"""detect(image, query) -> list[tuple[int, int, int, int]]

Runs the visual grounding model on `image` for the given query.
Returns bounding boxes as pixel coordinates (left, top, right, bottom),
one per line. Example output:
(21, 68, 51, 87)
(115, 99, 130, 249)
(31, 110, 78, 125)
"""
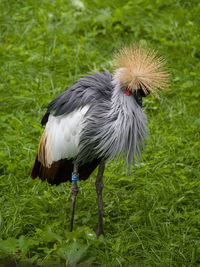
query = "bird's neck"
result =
(111, 79, 137, 114)
(106, 78, 148, 167)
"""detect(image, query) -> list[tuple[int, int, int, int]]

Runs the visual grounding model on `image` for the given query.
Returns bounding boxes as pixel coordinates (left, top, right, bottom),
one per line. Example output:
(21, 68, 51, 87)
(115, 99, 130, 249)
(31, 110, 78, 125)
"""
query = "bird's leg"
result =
(95, 160, 105, 236)
(70, 163, 79, 232)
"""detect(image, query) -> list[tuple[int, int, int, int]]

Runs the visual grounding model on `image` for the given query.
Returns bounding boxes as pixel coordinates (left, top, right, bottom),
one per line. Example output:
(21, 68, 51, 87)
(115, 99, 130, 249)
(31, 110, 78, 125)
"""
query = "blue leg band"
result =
(71, 173, 79, 182)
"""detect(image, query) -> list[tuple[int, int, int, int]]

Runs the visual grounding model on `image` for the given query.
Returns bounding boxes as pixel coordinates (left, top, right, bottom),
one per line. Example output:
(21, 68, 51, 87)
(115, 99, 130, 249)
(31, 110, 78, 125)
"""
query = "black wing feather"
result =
(41, 70, 113, 125)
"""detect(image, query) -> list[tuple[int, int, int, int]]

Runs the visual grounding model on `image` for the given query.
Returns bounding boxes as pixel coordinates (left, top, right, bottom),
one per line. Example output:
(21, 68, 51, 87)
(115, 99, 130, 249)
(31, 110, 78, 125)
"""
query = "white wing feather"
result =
(45, 105, 89, 164)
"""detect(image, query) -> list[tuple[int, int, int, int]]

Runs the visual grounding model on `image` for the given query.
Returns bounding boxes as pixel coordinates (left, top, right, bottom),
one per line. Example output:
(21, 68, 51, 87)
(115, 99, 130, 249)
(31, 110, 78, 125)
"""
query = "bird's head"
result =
(113, 45, 169, 106)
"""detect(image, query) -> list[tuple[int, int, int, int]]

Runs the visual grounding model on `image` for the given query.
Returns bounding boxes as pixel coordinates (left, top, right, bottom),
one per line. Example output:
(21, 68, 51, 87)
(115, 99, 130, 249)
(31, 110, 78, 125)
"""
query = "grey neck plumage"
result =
(78, 77, 148, 169)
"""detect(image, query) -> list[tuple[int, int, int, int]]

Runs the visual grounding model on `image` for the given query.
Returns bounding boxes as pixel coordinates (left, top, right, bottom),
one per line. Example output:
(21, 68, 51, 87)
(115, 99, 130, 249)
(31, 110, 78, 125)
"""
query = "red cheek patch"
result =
(124, 88, 131, 96)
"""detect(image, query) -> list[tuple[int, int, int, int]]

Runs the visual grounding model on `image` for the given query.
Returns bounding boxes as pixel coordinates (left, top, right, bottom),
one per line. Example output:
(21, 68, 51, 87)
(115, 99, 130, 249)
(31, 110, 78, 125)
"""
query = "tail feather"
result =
(31, 154, 100, 185)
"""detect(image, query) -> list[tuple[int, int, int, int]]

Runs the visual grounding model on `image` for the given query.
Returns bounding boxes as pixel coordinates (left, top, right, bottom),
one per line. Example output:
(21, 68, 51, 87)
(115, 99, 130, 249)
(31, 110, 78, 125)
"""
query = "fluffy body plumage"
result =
(31, 70, 148, 184)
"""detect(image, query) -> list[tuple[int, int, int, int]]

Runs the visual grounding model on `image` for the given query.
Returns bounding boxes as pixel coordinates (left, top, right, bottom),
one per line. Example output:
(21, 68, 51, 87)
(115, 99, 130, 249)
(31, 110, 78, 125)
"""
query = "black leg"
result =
(95, 160, 105, 236)
(70, 164, 79, 232)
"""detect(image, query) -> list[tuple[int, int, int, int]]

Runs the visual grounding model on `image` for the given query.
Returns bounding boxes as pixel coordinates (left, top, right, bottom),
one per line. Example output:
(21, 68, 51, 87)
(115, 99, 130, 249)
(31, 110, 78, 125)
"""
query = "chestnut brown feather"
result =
(38, 130, 52, 168)
(31, 154, 100, 185)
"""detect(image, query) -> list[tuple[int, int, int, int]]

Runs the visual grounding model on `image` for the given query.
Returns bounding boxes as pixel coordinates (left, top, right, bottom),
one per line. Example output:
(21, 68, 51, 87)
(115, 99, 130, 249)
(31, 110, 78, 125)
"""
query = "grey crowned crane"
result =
(31, 45, 169, 235)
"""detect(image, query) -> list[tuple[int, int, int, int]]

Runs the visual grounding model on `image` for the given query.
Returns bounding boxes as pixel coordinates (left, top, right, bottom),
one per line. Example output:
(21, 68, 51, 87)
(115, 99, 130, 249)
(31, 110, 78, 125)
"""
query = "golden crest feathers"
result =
(113, 45, 170, 96)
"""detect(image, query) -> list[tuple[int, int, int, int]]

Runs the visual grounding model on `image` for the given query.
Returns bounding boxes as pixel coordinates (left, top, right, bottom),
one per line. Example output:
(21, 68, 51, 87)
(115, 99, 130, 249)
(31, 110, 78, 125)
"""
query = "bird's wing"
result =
(41, 70, 112, 125)
(35, 69, 113, 169)
(38, 105, 90, 167)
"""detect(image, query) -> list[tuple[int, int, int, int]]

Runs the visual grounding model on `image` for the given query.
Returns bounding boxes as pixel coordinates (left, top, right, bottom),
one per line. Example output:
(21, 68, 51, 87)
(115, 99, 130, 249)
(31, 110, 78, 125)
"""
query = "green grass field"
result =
(0, 0, 200, 266)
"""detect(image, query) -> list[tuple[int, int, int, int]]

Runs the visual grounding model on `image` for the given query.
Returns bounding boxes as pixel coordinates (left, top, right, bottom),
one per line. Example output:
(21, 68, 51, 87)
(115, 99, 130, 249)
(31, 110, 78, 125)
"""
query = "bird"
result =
(31, 45, 169, 236)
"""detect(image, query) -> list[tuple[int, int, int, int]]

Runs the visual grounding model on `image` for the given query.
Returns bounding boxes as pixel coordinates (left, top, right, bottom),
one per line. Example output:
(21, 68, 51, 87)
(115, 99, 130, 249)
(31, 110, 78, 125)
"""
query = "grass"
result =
(0, 0, 200, 266)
